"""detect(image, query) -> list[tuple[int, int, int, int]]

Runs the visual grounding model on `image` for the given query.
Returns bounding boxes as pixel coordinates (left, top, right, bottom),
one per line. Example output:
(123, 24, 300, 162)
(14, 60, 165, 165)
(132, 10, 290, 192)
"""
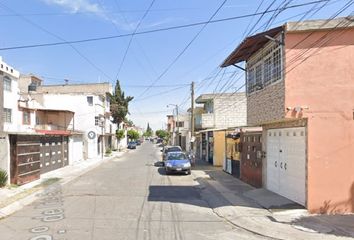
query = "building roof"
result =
(221, 26, 283, 66)
(195, 92, 245, 103)
(221, 16, 354, 67)
(37, 82, 112, 95)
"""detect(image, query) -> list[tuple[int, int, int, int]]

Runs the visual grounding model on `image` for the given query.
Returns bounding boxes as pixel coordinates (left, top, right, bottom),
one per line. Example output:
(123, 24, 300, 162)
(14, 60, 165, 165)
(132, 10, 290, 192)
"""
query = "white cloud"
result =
(41, 0, 183, 32)
(42, 0, 102, 14)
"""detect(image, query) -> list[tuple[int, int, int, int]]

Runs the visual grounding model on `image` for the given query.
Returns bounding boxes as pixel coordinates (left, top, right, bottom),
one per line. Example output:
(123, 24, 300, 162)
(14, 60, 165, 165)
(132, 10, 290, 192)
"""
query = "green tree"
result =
(125, 119, 134, 127)
(110, 80, 134, 126)
(144, 122, 153, 137)
(127, 129, 140, 141)
(116, 129, 125, 140)
(155, 129, 169, 140)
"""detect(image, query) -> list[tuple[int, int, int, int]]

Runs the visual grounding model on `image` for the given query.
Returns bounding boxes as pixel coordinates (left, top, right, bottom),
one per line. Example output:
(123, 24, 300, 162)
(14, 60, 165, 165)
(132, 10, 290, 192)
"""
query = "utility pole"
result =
(176, 105, 179, 147)
(190, 81, 195, 152)
(167, 104, 179, 146)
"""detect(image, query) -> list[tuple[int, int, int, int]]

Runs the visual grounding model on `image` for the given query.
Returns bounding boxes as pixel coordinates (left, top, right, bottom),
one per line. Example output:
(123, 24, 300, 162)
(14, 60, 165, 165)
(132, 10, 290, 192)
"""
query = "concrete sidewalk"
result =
(192, 160, 354, 240)
(0, 150, 127, 218)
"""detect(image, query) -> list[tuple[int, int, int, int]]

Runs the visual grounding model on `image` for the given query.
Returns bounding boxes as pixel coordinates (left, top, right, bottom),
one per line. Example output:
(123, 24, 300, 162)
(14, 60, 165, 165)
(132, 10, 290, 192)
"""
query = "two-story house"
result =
(30, 82, 117, 160)
(1, 61, 76, 185)
(194, 93, 247, 166)
(165, 113, 191, 150)
(221, 17, 354, 213)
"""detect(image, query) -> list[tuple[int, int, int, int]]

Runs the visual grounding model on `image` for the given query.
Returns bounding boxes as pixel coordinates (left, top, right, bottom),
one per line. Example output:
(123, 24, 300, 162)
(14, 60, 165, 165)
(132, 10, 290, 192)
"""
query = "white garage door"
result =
(266, 127, 306, 206)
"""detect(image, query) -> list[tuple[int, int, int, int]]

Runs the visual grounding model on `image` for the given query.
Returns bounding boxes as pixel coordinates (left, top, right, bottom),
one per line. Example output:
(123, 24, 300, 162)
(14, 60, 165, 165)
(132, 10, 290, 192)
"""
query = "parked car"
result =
(156, 138, 163, 144)
(165, 152, 191, 175)
(162, 145, 183, 162)
(127, 141, 137, 149)
(136, 139, 141, 145)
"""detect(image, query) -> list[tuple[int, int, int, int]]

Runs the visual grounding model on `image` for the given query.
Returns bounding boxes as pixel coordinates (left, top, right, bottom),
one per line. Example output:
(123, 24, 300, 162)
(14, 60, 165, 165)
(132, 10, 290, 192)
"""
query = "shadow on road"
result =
(291, 215, 354, 238)
(154, 161, 164, 167)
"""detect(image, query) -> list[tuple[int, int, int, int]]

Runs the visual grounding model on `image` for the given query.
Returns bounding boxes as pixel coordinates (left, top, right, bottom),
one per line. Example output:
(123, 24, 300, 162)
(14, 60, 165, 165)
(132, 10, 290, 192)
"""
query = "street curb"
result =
(191, 170, 350, 240)
(0, 151, 126, 219)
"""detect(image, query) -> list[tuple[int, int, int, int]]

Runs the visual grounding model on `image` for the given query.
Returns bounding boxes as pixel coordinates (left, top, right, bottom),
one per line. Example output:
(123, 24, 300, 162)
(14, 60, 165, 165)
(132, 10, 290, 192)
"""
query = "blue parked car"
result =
(127, 141, 137, 149)
(165, 152, 191, 175)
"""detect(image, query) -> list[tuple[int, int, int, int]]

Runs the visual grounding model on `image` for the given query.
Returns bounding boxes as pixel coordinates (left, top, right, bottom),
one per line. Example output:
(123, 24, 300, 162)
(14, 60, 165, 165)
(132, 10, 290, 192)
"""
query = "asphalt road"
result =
(0, 142, 266, 240)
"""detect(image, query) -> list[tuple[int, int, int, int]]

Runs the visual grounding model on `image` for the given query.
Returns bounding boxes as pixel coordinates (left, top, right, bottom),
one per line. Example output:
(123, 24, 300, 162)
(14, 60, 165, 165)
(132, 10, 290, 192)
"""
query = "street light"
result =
(167, 104, 179, 146)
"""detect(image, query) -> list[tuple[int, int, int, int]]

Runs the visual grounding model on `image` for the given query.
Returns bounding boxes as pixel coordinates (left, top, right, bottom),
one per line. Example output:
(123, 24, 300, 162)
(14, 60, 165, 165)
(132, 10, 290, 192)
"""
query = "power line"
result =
(110, 0, 159, 85)
(132, 85, 189, 102)
(0, 0, 330, 51)
(214, 3, 354, 114)
(0, 2, 114, 82)
(114, 0, 156, 80)
(136, 0, 229, 99)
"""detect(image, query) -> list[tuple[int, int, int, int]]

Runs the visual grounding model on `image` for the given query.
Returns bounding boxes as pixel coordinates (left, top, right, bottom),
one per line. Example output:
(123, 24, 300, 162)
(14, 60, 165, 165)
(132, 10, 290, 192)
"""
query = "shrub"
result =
(0, 169, 8, 188)
(105, 148, 112, 154)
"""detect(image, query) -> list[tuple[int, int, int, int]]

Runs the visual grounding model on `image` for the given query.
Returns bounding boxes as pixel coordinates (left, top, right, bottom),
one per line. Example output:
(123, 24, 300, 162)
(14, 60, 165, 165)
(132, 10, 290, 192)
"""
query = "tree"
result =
(125, 118, 134, 127)
(155, 129, 169, 140)
(110, 80, 134, 126)
(144, 122, 153, 137)
(116, 129, 125, 140)
(127, 129, 140, 141)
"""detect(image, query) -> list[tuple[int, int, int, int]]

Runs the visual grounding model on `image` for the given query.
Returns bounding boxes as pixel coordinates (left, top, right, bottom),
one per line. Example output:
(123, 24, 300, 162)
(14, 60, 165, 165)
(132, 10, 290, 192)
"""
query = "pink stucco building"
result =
(222, 16, 354, 213)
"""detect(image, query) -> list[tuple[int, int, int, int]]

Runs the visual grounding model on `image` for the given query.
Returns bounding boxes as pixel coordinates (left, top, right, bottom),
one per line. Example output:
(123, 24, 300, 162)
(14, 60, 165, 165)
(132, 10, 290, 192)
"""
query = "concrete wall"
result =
(214, 93, 247, 128)
(247, 81, 285, 126)
(69, 135, 84, 164)
(0, 74, 3, 131)
(36, 93, 109, 159)
(213, 130, 225, 167)
(36, 110, 74, 130)
(0, 133, 10, 184)
(285, 28, 354, 213)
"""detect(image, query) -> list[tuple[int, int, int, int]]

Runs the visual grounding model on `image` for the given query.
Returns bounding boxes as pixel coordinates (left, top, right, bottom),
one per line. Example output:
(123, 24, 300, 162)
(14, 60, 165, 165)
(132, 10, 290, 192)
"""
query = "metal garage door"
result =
(40, 136, 69, 174)
(266, 127, 306, 206)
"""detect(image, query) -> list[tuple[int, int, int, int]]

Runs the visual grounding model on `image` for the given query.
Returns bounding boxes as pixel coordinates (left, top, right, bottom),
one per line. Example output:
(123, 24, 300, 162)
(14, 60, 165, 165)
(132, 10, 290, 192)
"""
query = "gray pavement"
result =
(0, 142, 353, 240)
(0, 142, 266, 240)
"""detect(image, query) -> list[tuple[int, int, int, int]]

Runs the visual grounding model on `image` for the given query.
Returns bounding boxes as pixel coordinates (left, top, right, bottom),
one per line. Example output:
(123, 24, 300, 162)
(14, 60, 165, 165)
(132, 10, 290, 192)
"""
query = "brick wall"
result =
(247, 81, 285, 126)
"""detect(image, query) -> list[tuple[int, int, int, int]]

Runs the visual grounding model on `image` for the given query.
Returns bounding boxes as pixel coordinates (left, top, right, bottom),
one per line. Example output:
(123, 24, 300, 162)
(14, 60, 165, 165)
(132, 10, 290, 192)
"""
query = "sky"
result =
(0, 0, 352, 130)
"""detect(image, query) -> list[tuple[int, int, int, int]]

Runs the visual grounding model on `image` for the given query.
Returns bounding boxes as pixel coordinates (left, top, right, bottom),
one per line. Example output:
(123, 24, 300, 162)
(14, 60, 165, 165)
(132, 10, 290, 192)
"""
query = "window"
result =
(3, 108, 11, 123)
(255, 64, 262, 88)
(246, 40, 283, 94)
(95, 116, 100, 126)
(4, 76, 11, 91)
(176, 121, 184, 127)
(247, 68, 255, 93)
(23, 111, 30, 125)
(272, 48, 282, 81)
(87, 96, 93, 106)
(263, 56, 272, 85)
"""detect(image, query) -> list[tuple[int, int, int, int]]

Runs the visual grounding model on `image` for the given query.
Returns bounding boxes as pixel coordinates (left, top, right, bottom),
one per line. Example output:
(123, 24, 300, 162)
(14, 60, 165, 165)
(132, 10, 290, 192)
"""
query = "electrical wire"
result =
(114, 0, 156, 80)
(0, 2, 114, 82)
(0, 0, 330, 51)
(136, 0, 229, 99)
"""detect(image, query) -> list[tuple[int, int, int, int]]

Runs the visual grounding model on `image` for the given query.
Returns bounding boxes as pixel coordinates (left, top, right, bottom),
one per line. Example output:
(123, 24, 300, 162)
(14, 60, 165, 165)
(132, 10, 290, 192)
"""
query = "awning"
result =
(195, 128, 227, 134)
(35, 129, 71, 136)
(221, 26, 283, 67)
